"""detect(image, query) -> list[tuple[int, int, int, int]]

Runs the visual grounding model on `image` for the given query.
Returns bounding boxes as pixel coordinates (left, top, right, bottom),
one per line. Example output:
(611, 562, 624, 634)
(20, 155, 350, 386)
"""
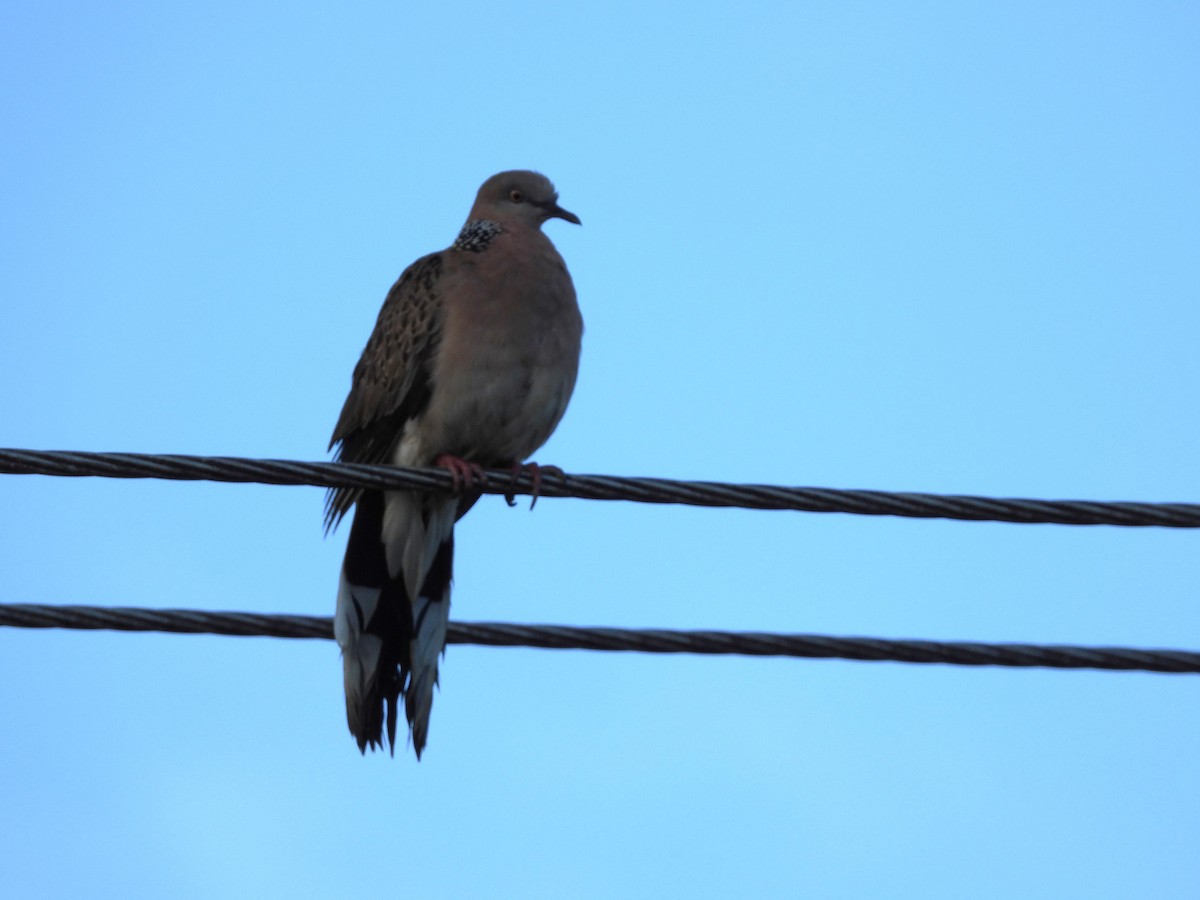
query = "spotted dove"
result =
(326, 171, 583, 758)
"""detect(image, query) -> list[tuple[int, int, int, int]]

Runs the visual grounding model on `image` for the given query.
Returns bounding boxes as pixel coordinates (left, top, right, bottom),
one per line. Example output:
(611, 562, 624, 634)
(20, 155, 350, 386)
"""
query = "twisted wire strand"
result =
(2, 604, 1197, 674)
(2, 448, 1198, 528)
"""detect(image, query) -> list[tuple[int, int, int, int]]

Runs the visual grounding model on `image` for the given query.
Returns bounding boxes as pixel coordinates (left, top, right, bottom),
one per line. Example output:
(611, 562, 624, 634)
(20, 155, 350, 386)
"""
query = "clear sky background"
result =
(2, 2, 1198, 897)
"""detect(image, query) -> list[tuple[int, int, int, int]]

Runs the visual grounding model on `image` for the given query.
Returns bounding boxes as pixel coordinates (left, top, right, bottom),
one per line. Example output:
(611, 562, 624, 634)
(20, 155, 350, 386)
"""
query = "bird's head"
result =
(470, 170, 581, 229)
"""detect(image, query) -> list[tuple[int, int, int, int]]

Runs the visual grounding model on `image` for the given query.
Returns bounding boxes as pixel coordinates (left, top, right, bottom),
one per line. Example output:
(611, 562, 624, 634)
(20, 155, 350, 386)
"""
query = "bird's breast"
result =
(409, 252, 582, 465)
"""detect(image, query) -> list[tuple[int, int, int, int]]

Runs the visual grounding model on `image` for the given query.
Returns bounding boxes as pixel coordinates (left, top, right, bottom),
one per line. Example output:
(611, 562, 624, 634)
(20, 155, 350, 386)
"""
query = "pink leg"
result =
(506, 461, 565, 509)
(434, 454, 485, 492)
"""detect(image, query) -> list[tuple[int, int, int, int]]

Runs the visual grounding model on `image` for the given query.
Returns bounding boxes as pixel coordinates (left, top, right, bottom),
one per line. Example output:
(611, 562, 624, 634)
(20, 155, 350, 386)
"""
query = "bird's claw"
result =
(506, 461, 565, 509)
(434, 454, 485, 492)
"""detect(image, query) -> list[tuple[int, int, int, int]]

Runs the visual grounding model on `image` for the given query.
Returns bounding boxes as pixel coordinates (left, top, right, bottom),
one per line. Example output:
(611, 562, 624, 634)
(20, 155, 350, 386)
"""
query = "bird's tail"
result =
(405, 535, 453, 756)
(335, 490, 456, 757)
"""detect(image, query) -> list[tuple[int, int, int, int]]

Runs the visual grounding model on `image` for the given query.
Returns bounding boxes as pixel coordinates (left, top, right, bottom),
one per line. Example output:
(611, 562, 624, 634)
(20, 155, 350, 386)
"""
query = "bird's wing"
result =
(325, 252, 446, 530)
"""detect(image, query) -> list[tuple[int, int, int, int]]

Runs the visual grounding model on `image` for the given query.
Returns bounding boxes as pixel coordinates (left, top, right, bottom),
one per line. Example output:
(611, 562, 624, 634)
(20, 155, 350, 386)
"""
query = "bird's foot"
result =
(505, 461, 565, 509)
(434, 454, 485, 492)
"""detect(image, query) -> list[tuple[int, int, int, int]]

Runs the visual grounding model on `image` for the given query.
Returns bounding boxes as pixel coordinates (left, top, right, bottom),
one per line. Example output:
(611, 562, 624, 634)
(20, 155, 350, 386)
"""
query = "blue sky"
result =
(2, 2, 1198, 897)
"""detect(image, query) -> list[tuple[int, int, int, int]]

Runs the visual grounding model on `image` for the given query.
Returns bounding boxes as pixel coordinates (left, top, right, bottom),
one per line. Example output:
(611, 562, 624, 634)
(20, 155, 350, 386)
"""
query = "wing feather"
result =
(324, 252, 445, 530)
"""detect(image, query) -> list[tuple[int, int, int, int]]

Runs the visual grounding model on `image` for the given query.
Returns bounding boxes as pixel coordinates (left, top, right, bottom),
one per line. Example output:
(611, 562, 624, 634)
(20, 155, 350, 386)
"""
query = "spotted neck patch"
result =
(453, 219, 502, 253)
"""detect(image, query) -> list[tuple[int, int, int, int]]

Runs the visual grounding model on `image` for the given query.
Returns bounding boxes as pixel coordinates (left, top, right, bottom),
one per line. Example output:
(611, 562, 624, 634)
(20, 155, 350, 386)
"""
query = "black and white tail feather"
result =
(333, 488, 467, 757)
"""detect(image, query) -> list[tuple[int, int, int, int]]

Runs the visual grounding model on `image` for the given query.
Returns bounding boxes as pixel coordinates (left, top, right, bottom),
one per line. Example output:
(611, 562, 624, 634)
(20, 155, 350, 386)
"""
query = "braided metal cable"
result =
(2, 604, 1197, 674)
(2, 448, 1198, 527)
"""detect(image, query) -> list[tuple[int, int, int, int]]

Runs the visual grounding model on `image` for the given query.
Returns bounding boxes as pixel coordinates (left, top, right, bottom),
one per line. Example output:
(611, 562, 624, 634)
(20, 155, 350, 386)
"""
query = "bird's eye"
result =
(509, 189, 524, 203)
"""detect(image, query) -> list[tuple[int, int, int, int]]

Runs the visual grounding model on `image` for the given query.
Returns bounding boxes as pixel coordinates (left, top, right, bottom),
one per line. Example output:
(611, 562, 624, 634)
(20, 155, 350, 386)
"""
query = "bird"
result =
(325, 170, 583, 758)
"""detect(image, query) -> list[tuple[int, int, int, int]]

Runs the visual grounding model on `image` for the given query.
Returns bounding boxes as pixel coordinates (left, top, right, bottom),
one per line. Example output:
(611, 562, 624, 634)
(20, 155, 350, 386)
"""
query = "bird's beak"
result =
(547, 203, 581, 226)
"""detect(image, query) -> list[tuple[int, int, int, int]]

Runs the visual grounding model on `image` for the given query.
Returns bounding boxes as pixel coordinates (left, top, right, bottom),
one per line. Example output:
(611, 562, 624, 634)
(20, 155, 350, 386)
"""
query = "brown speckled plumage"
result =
(325, 253, 445, 531)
